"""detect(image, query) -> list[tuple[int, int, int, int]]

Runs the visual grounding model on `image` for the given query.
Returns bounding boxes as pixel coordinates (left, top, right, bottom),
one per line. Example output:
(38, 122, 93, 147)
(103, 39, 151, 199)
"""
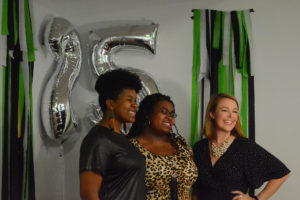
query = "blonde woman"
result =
(192, 93, 290, 200)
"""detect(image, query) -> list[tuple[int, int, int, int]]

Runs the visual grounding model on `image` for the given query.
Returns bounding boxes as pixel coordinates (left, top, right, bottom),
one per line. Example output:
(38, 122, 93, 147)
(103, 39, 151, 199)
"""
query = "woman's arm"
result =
(80, 171, 103, 200)
(232, 173, 290, 200)
(256, 173, 290, 200)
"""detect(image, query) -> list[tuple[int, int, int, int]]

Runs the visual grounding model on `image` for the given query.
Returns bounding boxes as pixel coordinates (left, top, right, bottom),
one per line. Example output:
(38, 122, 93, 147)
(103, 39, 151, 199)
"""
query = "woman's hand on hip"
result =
(232, 191, 255, 200)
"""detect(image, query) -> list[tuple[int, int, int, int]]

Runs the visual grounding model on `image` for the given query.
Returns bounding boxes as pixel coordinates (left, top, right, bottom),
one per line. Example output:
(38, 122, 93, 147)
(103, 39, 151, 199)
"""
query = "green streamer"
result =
(190, 10, 201, 146)
(213, 11, 221, 49)
(25, 119, 32, 200)
(229, 24, 235, 96)
(25, 62, 35, 200)
(218, 12, 227, 94)
(2, 66, 6, 153)
(13, 0, 18, 45)
(24, 0, 36, 62)
(240, 11, 250, 137)
(241, 11, 252, 74)
(237, 12, 245, 67)
(18, 64, 25, 138)
(1, 0, 8, 35)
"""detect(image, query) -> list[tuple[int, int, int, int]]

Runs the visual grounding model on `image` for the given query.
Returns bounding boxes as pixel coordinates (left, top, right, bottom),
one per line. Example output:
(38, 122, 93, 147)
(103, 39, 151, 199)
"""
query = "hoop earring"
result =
(109, 110, 115, 131)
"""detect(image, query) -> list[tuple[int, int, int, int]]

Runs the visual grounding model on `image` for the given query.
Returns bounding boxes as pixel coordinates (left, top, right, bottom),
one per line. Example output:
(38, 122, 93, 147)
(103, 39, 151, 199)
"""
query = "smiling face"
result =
(111, 88, 138, 123)
(209, 98, 239, 134)
(148, 100, 176, 134)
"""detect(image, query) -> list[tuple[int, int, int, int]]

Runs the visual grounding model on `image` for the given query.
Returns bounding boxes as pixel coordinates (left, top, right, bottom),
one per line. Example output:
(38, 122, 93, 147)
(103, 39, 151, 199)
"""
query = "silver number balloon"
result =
(41, 17, 82, 143)
(88, 23, 159, 124)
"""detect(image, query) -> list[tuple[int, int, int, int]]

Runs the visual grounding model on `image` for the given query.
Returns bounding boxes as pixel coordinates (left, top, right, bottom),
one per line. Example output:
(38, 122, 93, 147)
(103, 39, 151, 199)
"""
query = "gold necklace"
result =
(211, 137, 230, 157)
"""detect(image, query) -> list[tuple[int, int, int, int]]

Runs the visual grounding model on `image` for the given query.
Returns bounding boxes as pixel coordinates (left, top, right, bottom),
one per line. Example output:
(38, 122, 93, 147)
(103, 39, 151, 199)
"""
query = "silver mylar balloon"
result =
(88, 22, 159, 130)
(89, 23, 158, 75)
(41, 17, 82, 143)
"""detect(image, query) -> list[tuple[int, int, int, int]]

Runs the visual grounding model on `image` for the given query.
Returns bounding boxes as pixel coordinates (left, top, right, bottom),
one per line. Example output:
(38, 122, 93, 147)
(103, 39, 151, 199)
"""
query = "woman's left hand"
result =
(232, 191, 255, 200)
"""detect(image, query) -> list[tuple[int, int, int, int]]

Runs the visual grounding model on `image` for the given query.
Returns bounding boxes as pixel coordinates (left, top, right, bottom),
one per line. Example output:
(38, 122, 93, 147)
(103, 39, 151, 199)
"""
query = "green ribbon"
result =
(218, 12, 228, 94)
(237, 11, 249, 137)
(18, 64, 25, 138)
(24, 0, 36, 62)
(2, 66, 6, 153)
(229, 23, 235, 96)
(190, 10, 201, 146)
(25, 62, 35, 200)
(13, 0, 18, 45)
(1, 0, 8, 35)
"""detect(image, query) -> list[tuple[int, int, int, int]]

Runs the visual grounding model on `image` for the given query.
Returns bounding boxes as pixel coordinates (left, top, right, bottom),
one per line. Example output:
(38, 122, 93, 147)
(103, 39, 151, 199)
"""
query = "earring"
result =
(109, 110, 115, 130)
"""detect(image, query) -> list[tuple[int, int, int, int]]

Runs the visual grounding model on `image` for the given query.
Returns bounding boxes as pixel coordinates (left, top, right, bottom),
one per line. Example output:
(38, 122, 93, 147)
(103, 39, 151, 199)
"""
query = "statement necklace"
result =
(211, 137, 230, 157)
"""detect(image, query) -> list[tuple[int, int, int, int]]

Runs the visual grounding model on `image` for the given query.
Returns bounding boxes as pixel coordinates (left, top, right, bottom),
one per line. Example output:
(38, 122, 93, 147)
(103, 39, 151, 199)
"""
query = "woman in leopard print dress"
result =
(128, 93, 198, 200)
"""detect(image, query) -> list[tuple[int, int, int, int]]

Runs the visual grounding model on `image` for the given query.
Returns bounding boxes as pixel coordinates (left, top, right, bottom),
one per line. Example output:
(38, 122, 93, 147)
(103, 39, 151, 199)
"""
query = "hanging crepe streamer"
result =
(1, 0, 36, 199)
(190, 9, 255, 146)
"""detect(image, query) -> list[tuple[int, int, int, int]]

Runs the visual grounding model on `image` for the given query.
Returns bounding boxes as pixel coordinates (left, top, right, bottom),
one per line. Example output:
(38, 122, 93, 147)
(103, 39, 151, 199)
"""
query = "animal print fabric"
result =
(131, 134, 198, 200)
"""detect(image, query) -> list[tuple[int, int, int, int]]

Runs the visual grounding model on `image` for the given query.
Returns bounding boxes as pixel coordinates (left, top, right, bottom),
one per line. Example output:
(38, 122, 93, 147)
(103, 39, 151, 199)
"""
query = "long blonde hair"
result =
(202, 93, 245, 140)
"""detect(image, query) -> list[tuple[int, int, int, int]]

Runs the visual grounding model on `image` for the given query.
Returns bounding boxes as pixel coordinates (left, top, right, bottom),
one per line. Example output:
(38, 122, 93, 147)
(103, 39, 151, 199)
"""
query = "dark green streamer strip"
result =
(1, 0, 8, 35)
(190, 10, 201, 146)
(229, 24, 235, 96)
(240, 11, 249, 137)
(218, 12, 227, 94)
(213, 11, 221, 49)
(24, 0, 36, 198)
(24, 0, 36, 62)
(13, 0, 18, 45)
(2, 66, 6, 153)
(19, 64, 25, 138)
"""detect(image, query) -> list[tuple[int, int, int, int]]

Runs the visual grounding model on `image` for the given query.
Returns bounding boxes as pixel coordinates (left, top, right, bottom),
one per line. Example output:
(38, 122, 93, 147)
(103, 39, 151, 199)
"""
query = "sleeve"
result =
(79, 132, 112, 177)
(243, 141, 290, 189)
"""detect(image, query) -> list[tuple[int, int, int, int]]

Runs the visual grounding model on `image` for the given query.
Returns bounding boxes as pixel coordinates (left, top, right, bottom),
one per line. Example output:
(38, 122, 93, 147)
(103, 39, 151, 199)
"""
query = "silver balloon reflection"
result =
(88, 23, 159, 128)
(41, 17, 82, 143)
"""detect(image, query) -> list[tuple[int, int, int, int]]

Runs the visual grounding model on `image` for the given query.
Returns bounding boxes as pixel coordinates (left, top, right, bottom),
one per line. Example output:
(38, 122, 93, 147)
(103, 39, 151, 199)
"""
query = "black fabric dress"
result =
(192, 137, 290, 200)
(80, 125, 146, 200)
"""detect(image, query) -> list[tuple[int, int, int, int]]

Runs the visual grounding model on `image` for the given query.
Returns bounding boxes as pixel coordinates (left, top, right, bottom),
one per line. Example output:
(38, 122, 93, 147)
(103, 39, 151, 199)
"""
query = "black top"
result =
(80, 125, 146, 200)
(192, 137, 290, 200)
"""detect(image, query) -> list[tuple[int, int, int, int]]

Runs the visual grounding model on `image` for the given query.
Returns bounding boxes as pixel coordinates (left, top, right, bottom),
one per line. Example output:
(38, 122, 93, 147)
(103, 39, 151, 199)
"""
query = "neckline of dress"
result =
(133, 137, 180, 158)
(207, 137, 238, 168)
(96, 124, 125, 136)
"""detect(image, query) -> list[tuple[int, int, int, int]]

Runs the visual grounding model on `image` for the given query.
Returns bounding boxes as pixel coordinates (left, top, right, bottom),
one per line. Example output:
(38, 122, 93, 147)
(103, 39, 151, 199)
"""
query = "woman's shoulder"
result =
(234, 137, 269, 156)
(235, 137, 258, 148)
(193, 138, 209, 148)
(81, 125, 113, 145)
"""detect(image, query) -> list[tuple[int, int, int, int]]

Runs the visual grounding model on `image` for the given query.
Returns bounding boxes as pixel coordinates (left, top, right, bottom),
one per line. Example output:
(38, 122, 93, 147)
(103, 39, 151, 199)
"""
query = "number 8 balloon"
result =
(41, 17, 82, 143)
(41, 18, 160, 142)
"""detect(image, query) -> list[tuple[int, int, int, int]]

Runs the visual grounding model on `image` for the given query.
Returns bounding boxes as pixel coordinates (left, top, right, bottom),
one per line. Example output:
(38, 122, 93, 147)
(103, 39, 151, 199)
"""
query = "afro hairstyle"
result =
(95, 68, 142, 112)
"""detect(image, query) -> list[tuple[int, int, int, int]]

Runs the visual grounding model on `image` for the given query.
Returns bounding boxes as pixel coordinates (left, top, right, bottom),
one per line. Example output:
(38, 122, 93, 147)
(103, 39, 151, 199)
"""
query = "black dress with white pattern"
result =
(192, 137, 290, 200)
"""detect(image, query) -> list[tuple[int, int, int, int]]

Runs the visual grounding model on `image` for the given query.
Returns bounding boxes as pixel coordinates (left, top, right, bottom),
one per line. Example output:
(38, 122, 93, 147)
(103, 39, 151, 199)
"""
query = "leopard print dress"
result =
(130, 134, 198, 200)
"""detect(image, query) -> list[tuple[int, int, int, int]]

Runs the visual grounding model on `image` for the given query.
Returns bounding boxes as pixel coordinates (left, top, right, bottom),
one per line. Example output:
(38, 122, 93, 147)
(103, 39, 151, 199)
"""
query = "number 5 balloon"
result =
(88, 22, 159, 124)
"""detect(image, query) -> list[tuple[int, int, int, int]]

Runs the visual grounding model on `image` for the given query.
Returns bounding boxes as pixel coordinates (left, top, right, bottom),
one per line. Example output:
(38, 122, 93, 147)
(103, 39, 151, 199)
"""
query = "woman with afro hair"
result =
(79, 69, 146, 200)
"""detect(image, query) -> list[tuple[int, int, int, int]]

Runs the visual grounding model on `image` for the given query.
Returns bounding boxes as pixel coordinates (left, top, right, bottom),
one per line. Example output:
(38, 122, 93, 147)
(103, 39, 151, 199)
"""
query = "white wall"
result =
(0, 0, 299, 199)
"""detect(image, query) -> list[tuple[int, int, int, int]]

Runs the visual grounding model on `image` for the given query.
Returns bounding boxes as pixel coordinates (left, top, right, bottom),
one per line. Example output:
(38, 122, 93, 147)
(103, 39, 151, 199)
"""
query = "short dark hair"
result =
(127, 93, 174, 138)
(95, 69, 142, 112)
